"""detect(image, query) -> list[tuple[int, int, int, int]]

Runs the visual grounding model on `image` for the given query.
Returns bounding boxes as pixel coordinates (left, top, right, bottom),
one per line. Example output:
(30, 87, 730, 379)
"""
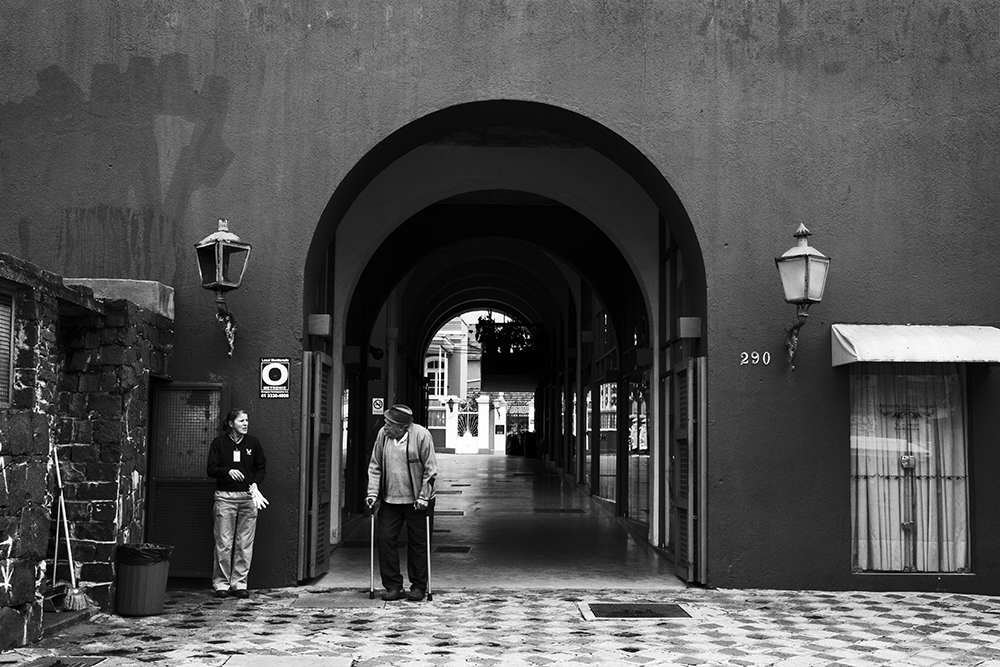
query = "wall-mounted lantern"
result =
(195, 218, 251, 358)
(447, 398, 455, 413)
(774, 224, 830, 370)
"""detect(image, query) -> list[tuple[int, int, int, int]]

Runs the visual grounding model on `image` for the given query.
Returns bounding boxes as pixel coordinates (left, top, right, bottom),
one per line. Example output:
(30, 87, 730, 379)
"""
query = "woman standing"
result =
(206, 408, 268, 598)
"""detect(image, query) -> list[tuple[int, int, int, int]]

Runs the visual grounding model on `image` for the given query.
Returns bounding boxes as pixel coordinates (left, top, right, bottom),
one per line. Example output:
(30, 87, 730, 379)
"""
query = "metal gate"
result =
(457, 399, 479, 437)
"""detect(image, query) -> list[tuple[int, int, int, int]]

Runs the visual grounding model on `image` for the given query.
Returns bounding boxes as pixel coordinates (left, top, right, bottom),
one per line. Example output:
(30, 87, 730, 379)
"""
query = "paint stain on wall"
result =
(1, 54, 234, 284)
(58, 206, 167, 279)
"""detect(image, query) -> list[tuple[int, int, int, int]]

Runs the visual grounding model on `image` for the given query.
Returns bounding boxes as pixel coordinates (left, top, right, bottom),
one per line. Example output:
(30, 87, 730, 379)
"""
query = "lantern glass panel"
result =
(806, 256, 830, 302)
(220, 245, 249, 286)
(776, 256, 807, 303)
(197, 244, 220, 289)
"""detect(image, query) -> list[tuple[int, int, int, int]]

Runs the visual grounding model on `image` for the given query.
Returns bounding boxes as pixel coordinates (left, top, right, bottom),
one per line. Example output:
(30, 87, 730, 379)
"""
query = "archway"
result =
(300, 101, 707, 584)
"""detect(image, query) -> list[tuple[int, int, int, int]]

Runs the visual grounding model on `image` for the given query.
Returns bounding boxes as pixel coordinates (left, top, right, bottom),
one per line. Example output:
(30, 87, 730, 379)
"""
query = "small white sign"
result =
(372, 398, 385, 414)
(260, 358, 290, 399)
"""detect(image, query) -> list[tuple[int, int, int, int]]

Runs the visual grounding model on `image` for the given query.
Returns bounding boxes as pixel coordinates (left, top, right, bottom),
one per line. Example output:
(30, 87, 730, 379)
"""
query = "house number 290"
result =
(740, 351, 771, 365)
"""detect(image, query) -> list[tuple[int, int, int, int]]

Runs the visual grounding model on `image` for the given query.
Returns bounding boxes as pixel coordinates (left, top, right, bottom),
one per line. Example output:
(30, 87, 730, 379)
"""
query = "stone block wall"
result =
(53, 301, 173, 610)
(0, 255, 173, 650)
(0, 286, 60, 650)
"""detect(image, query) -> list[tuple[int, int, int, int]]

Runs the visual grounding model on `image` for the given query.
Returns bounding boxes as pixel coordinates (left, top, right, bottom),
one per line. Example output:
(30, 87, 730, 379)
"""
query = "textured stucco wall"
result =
(3, 1, 1000, 591)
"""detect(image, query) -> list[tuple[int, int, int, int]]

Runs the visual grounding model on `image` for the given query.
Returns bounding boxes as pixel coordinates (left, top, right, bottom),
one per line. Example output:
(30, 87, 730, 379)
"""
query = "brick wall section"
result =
(0, 256, 173, 650)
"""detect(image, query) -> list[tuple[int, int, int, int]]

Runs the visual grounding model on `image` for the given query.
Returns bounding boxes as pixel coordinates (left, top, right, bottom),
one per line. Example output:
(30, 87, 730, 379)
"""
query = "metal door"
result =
(146, 383, 223, 577)
(669, 356, 706, 583)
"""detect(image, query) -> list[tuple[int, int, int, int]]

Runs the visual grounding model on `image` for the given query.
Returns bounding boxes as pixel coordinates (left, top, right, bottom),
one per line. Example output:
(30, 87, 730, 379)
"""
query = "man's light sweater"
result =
(382, 433, 415, 504)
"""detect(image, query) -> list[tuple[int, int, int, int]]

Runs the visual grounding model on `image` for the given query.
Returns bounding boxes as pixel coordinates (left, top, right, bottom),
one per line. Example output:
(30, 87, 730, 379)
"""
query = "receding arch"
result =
(304, 100, 706, 344)
(344, 201, 637, 358)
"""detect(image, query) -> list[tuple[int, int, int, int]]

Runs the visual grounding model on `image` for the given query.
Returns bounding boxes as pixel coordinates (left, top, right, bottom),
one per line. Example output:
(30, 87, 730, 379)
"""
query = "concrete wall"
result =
(2, 1, 1000, 592)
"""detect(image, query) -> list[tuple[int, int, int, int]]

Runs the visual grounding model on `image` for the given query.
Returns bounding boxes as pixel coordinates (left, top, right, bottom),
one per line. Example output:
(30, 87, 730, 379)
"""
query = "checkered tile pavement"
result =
(6, 587, 1000, 666)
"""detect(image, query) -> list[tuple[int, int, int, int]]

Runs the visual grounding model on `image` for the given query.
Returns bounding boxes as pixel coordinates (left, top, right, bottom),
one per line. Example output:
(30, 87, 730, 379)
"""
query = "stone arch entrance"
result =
(300, 100, 707, 583)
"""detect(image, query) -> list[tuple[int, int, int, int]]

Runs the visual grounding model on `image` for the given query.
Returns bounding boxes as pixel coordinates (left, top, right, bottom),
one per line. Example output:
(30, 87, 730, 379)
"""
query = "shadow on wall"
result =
(1, 55, 234, 281)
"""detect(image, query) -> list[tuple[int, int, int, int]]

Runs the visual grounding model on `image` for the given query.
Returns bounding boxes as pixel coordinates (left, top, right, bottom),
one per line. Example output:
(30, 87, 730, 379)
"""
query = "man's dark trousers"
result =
(377, 500, 435, 592)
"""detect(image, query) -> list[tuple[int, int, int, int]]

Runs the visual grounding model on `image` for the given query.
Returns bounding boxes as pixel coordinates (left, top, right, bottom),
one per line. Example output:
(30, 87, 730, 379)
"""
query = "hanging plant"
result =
(475, 313, 533, 356)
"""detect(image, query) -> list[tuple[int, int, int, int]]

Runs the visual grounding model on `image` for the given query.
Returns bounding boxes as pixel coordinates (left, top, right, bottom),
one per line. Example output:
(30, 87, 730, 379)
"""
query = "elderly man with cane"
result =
(366, 404, 438, 601)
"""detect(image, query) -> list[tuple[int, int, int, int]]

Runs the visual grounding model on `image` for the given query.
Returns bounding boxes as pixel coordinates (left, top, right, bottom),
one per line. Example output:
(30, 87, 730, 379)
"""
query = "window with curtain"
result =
(850, 362, 969, 573)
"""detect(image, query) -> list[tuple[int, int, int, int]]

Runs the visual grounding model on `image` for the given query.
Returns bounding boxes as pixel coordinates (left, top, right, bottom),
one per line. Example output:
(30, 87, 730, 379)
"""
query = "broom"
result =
(52, 490, 60, 588)
(52, 447, 89, 610)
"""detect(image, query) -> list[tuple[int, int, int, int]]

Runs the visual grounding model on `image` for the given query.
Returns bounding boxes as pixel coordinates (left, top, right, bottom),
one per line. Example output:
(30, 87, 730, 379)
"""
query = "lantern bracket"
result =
(784, 303, 811, 371)
(214, 292, 237, 358)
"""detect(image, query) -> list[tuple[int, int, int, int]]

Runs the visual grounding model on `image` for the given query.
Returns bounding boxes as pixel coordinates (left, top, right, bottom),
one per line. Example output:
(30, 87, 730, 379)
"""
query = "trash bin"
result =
(116, 543, 173, 616)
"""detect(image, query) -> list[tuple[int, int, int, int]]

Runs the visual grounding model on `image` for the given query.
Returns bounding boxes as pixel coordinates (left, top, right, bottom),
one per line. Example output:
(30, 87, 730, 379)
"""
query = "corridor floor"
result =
(316, 453, 684, 591)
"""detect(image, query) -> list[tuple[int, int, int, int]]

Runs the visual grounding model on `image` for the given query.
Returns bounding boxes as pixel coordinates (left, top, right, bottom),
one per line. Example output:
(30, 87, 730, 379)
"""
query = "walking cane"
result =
(368, 504, 376, 600)
(425, 510, 433, 601)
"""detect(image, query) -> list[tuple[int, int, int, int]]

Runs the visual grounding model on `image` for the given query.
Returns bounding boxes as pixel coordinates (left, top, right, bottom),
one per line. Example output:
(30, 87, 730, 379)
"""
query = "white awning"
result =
(831, 324, 1000, 366)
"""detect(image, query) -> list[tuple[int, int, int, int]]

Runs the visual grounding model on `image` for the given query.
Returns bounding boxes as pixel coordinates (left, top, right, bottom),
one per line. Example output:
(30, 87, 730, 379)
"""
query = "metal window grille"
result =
(150, 384, 223, 478)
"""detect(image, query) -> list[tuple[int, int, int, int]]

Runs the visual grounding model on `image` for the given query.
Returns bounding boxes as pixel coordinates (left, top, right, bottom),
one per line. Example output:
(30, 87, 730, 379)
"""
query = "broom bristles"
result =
(64, 587, 90, 611)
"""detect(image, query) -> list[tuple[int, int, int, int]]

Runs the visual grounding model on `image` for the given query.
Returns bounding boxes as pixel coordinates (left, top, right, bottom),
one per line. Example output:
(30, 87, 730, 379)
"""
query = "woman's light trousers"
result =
(212, 491, 258, 592)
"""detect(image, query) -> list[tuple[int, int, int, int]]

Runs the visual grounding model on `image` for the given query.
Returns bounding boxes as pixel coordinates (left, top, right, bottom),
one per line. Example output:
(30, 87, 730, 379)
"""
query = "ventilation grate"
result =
(579, 602, 691, 620)
(434, 546, 471, 553)
(435, 510, 465, 516)
(534, 508, 585, 513)
(435, 490, 463, 495)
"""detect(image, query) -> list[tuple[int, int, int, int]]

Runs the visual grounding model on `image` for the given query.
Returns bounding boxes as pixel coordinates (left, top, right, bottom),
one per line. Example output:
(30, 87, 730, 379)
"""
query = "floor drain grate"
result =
(436, 490, 463, 495)
(292, 592, 384, 609)
(20, 659, 106, 667)
(434, 546, 471, 553)
(534, 508, 585, 513)
(579, 602, 692, 620)
(435, 510, 465, 516)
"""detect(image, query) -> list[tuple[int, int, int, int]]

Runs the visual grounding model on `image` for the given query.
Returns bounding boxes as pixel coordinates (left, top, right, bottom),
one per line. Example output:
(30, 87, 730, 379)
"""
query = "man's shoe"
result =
(406, 587, 426, 602)
(381, 588, 406, 601)
(214, 589, 229, 599)
(233, 589, 250, 599)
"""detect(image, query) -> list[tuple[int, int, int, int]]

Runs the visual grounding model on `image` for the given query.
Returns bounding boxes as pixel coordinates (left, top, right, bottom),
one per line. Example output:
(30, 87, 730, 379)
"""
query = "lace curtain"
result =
(850, 363, 969, 572)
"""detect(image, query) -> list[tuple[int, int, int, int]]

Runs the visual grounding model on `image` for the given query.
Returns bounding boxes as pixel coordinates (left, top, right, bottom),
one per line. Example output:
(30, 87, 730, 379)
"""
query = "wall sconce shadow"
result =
(775, 224, 830, 370)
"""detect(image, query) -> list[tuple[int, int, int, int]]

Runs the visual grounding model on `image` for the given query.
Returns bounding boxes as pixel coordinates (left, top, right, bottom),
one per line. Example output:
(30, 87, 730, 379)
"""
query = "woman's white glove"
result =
(249, 483, 269, 510)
